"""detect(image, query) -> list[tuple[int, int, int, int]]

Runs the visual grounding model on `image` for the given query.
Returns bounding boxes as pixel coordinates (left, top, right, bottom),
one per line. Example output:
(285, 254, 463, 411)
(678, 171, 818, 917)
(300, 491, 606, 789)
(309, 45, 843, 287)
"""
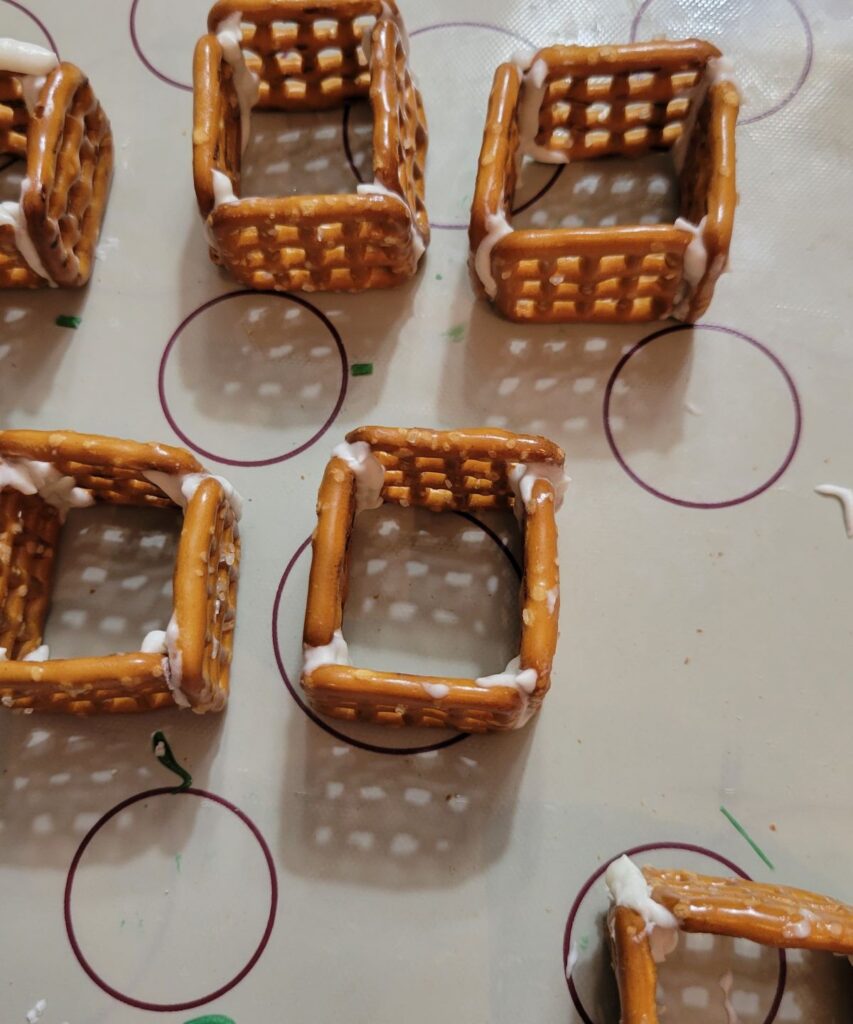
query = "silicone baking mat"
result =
(1, 0, 852, 1021)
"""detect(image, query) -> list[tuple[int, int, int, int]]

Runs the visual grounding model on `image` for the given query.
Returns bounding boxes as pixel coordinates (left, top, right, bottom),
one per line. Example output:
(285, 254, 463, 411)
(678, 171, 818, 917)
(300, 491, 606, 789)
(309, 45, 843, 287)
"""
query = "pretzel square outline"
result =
(192, 0, 429, 292)
(301, 425, 564, 733)
(468, 39, 739, 324)
(0, 430, 240, 715)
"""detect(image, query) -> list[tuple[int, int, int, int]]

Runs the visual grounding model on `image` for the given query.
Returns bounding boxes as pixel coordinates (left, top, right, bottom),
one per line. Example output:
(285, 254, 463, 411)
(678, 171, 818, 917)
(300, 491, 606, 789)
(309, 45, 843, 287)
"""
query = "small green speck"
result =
(175, 853, 182, 874)
(578, 935, 589, 952)
(444, 323, 465, 342)
(351, 362, 373, 377)
(435, 273, 443, 280)
(55, 314, 81, 329)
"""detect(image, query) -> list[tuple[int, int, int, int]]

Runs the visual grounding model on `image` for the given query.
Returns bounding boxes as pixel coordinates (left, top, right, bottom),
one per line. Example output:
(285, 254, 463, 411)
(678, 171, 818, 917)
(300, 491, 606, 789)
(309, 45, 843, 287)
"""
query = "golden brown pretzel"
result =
(301, 426, 565, 732)
(468, 40, 739, 323)
(0, 58, 113, 288)
(192, 0, 428, 292)
(608, 866, 853, 1023)
(0, 430, 240, 714)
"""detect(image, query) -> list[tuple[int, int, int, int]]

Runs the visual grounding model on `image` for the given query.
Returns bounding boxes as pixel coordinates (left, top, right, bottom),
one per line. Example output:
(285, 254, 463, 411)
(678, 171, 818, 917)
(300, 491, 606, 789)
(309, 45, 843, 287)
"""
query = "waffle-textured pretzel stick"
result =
(606, 859, 853, 1024)
(192, 0, 428, 292)
(0, 41, 113, 288)
(301, 426, 565, 732)
(0, 430, 241, 714)
(468, 39, 739, 323)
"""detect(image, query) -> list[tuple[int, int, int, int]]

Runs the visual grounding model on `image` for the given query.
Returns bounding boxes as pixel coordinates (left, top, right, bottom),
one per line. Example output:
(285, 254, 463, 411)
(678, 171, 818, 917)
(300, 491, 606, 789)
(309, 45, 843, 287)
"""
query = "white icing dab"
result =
(422, 682, 449, 700)
(0, 456, 93, 519)
(0, 647, 7, 661)
(332, 441, 385, 513)
(1, 695, 13, 707)
(25, 998, 47, 1024)
(163, 613, 190, 709)
(142, 469, 243, 520)
(672, 215, 708, 320)
(0, 180, 55, 285)
(23, 645, 49, 662)
(153, 739, 166, 757)
(783, 908, 817, 939)
(708, 55, 737, 87)
(605, 855, 679, 959)
(475, 656, 537, 694)
(215, 12, 260, 154)
(474, 209, 513, 298)
(303, 629, 350, 677)
(719, 970, 741, 1024)
(0, 38, 57, 76)
(508, 460, 570, 513)
(356, 181, 425, 263)
(815, 484, 853, 538)
(141, 629, 167, 654)
(513, 56, 569, 165)
(211, 168, 239, 209)
(546, 586, 559, 615)
(565, 940, 579, 979)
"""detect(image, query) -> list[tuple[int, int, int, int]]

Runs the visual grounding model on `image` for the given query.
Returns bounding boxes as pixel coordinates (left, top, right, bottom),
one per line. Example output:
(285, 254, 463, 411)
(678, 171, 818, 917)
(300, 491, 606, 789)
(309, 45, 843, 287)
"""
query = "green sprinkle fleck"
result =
(175, 853, 183, 874)
(152, 731, 192, 791)
(720, 805, 775, 870)
(183, 1017, 236, 1024)
(435, 273, 443, 280)
(578, 935, 589, 952)
(55, 314, 81, 329)
(351, 362, 373, 377)
(444, 323, 465, 342)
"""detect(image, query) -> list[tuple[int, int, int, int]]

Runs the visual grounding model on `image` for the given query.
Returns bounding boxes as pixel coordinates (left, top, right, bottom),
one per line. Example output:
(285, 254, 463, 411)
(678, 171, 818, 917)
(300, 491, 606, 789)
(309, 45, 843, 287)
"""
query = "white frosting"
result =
(422, 682, 449, 700)
(25, 999, 47, 1024)
(474, 210, 513, 298)
(783, 909, 817, 939)
(211, 168, 239, 209)
(0, 38, 57, 76)
(546, 586, 559, 615)
(672, 215, 708, 320)
(23, 645, 49, 662)
(605, 855, 679, 958)
(0, 456, 94, 519)
(215, 12, 260, 154)
(357, 181, 425, 263)
(332, 441, 385, 512)
(142, 469, 243, 520)
(719, 970, 741, 1024)
(0, 648, 6, 661)
(163, 613, 190, 708)
(0, 181, 55, 285)
(513, 56, 568, 165)
(508, 461, 570, 513)
(815, 484, 853, 538)
(303, 628, 350, 677)
(141, 629, 167, 654)
(475, 656, 537, 694)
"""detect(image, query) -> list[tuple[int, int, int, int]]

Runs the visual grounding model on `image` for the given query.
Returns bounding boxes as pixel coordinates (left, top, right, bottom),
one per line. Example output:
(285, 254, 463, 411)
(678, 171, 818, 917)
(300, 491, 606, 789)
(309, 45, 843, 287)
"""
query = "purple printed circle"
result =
(563, 841, 786, 1024)
(64, 786, 278, 1012)
(340, 21, 564, 230)
(129, 0, 193, 92)
(603, 324, 801, 509)
(158, 289, 348, 467)
(630, 0, 812, 126)
(271, 511, 522, 756)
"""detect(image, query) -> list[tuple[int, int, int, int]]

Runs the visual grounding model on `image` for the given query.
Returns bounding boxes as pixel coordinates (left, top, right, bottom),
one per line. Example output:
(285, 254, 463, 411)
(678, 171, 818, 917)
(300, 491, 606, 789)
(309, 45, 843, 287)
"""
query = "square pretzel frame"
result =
(469, 39, 739, 324)
(0, 59, 113, 288)
(0, 430, 240, 715)
(193, 0, 429, 292)
(301, 426, 564, 733)
(610, 868, 853, 1024)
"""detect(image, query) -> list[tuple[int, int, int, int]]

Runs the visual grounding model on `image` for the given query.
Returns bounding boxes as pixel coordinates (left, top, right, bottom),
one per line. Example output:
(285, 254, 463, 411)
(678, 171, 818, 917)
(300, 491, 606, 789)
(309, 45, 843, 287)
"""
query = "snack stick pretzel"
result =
(301, 426, 565, 732)
(0, 430, 241, 715)
(469, 39, 739, 324)
(193, 0, 428, 292)
(0, 52, 113, 288)
(608, 865, 853, 1024)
